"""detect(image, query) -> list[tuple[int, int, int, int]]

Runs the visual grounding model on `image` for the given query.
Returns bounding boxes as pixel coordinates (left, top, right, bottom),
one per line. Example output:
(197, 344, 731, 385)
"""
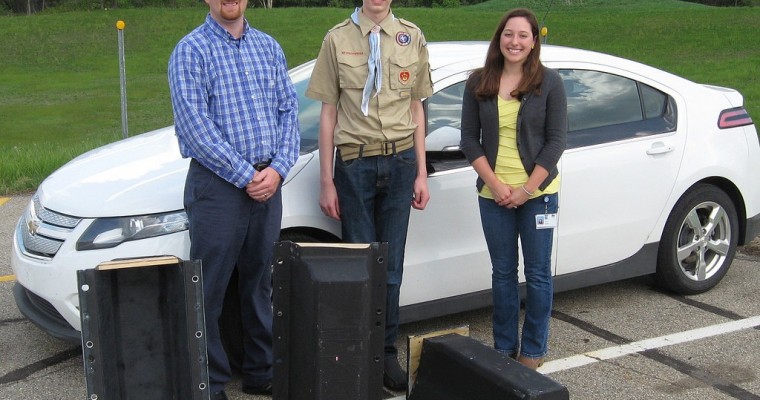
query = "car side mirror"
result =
(426, 126, 462, 152)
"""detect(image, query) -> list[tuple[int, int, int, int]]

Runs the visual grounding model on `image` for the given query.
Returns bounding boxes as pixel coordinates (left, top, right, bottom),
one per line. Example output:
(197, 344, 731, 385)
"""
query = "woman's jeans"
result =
(478, 193, 558, 358)
(334, 147, 417, 358)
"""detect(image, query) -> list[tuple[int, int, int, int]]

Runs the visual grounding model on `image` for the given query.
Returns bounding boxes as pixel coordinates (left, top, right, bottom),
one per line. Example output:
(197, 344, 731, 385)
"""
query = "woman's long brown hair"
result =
(472, 8, 545, 101)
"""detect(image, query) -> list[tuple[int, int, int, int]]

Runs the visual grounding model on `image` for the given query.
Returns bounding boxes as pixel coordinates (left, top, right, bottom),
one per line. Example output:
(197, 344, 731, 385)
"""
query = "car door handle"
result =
(646, 142, 674, 155)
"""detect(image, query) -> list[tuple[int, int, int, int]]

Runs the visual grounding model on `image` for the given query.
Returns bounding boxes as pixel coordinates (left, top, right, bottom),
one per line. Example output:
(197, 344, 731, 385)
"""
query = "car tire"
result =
(220, 230, 324, 371)
(656, 184, 738, 295)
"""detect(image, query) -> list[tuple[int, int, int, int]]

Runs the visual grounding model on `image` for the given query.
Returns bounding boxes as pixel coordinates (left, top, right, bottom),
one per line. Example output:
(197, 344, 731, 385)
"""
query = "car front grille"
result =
(17, 194, 82, 260)
(22, 285, 72, 327)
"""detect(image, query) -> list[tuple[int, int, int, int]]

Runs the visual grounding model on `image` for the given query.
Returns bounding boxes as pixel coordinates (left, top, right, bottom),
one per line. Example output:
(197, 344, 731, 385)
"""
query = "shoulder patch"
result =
(328, 19, 352, 33)
(397, 18, 426, 46)
(397, 18, 421, 31)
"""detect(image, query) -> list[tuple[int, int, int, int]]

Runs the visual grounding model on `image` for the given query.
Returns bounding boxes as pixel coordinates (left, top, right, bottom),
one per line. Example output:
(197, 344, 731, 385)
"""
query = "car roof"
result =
(290, 41, 695, 94)
(427, 41, 647, 71)
(426, 41, 489, 71)
(426, 41, 694, 90)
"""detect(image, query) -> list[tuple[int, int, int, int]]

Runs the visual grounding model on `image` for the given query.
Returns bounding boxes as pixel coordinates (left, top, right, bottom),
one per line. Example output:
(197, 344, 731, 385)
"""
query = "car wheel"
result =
(656, 184, 738, 295)
(220, 231, 324, 371)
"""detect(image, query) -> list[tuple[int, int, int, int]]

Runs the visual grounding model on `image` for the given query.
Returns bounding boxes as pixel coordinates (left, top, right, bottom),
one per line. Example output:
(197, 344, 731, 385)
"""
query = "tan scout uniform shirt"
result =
(306, 10, 433, 147)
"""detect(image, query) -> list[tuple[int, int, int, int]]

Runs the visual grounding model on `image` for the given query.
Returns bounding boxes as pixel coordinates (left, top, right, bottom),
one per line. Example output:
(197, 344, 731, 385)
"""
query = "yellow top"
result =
(480, 97, 560, 199)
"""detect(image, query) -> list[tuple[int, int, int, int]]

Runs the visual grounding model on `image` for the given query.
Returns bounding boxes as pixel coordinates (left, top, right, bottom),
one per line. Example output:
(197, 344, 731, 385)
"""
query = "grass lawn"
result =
(1, 0, 758, 194)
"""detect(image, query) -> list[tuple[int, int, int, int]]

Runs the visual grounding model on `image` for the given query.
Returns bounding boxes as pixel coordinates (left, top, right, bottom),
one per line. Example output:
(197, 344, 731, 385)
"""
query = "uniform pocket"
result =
(337, 53, 368, 89)
(389, 54, 418, 90)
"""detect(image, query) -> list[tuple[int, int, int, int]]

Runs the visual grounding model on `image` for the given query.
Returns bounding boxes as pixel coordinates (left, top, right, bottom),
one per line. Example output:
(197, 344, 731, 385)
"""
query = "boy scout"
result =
(306, 0, 433, 392)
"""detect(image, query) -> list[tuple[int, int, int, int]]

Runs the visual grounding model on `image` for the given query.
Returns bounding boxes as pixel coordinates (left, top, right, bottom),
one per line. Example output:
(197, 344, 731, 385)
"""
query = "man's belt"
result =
(253, 159, 272, 171)
(337, 135, 414, 162)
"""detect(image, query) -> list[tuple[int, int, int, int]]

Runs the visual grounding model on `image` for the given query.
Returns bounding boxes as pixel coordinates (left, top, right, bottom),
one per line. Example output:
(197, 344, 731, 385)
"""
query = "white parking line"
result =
(539, 315, 760, 374)
(389, 316, 760, 399)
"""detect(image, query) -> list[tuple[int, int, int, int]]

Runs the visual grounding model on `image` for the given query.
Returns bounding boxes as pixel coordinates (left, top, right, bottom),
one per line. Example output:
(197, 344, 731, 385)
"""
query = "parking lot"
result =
(2, 193, 760, 399)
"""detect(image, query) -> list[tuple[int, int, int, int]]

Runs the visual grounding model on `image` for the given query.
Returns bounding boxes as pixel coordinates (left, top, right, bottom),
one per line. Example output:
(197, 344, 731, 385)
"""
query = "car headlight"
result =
(76, 211, 189, 251)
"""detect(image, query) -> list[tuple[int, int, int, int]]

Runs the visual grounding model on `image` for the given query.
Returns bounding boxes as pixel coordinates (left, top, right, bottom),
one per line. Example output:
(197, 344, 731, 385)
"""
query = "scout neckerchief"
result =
(351, 7, 382, 116)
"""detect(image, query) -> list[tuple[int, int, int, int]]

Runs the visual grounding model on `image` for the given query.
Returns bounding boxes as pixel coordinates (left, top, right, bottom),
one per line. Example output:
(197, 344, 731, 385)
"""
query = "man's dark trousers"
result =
(184, 160, 281, 392)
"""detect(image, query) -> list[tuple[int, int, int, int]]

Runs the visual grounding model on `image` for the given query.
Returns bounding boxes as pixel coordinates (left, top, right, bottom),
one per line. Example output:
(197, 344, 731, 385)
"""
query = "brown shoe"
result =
(517, 355, 545, 370)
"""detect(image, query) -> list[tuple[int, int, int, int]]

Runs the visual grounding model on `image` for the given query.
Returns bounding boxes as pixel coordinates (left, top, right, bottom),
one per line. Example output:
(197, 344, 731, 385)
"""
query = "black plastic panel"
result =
(272, 242, 387, 400)
(78, 257, 209, 400)
(408, 334, 569, 400)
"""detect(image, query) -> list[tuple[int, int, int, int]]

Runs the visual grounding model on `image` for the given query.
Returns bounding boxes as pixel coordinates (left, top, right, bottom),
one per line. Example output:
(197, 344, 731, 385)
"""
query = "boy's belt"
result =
(337, 135, 414, 161)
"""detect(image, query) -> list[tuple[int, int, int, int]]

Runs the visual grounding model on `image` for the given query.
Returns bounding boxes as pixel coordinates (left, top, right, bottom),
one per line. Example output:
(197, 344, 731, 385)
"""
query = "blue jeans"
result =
(478, 193, 558, 358)
(334, 148, 417, 358)
(184, 160, 280, 392)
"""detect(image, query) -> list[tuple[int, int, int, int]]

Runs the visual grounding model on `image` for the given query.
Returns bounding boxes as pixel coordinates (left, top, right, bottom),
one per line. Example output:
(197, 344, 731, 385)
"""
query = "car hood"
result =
(37, 126, 313, 218)
(37, 127, 313, 218)
(38, 127, 190, 218)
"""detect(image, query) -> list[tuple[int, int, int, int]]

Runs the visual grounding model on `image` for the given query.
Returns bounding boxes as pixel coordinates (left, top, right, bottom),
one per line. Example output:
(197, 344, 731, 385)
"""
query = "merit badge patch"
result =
(399, 69, 411, 84)
(396, 32, 411, 46)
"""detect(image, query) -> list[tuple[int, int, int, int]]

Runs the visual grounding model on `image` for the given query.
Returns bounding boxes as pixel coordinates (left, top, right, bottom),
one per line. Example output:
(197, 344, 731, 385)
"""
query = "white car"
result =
(12, 42, 760, 349)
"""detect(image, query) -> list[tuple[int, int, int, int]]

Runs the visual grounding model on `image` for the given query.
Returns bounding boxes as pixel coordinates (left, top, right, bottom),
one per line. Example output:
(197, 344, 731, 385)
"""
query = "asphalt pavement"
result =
(2, 194, 760, 399)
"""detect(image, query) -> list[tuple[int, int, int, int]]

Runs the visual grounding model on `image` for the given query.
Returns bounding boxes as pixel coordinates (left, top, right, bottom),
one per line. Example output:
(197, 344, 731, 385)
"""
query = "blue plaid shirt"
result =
(169, 15, 299, 188)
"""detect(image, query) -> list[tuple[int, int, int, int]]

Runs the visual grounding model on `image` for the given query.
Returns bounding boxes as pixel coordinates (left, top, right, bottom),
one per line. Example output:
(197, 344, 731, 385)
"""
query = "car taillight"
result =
(718, 107, 753, 129)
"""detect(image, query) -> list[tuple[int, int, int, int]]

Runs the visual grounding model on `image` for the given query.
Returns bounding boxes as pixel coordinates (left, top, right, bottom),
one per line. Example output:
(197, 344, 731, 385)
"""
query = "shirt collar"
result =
(356, 8, 394, 37)
(204, 13, 251, 41)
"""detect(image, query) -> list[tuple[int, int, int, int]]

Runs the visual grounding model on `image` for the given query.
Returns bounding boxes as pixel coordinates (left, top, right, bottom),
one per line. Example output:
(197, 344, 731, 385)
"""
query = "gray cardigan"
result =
(460, 67, 567, 192)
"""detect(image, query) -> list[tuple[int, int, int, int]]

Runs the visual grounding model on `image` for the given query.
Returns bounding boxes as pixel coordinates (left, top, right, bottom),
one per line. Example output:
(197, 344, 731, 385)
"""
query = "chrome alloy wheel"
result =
(657, 184, 738, 295)
(675, 200, 731, 282)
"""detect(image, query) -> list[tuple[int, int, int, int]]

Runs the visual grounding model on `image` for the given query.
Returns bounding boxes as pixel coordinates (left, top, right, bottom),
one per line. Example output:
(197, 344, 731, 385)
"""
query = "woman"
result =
(460, 8, 567, 370)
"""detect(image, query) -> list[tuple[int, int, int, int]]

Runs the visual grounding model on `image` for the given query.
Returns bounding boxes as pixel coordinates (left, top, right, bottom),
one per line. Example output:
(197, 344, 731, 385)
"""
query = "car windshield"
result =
(294, 77, 320, 154)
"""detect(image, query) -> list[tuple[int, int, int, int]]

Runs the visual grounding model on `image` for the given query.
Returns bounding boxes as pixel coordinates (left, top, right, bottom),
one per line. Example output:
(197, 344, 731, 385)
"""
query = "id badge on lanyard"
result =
(535, 195, 557, 229)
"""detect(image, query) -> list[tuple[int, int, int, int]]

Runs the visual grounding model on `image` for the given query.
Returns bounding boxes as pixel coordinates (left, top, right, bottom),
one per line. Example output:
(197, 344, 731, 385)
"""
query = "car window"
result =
(424, 81, 470, 173)
(559, 69, 677, 149)
(427, 81, 465, 146)
(297, 68, 678, 154)
(641, 84, 668, 119)
(294, 78, 320, 154)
